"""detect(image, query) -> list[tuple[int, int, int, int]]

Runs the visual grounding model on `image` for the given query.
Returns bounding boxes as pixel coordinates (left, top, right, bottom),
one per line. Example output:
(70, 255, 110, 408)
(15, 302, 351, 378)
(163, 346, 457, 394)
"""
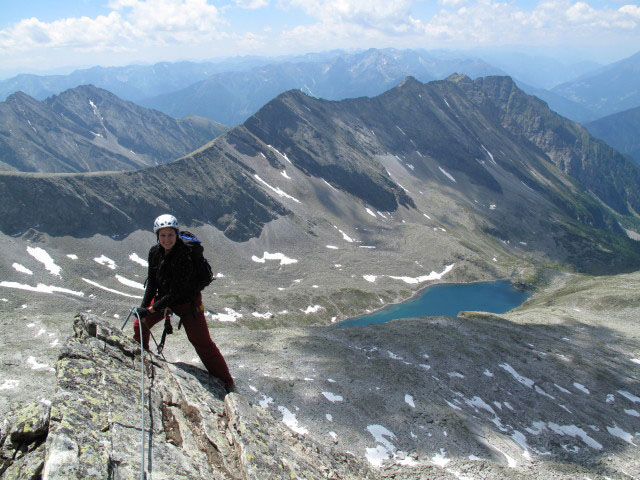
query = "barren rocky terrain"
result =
(2, 260, 638, 478)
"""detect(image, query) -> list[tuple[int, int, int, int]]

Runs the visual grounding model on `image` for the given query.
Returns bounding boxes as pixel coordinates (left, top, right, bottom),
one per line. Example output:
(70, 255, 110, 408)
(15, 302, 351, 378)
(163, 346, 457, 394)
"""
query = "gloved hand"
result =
(135, 307, 150, 318)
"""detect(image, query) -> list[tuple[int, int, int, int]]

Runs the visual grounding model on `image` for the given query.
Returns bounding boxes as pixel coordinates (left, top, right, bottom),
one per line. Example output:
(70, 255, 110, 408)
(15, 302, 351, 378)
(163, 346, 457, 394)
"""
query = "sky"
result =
(0, 0, 639, 79)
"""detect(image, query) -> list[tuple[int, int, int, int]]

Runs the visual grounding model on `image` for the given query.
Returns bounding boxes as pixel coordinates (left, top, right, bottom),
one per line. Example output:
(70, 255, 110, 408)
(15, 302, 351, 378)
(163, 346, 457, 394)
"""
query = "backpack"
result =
(179, 231, 215, 292)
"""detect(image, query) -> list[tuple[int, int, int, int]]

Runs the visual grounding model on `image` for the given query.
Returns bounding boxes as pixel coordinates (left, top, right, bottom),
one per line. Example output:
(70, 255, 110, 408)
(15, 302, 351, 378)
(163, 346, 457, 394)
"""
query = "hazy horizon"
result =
(1, 0, 638, 80)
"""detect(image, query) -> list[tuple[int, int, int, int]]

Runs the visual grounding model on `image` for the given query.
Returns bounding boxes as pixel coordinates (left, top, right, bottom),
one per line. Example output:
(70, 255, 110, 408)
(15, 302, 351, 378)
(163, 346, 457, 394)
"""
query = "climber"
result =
(132, 214, 235, 393)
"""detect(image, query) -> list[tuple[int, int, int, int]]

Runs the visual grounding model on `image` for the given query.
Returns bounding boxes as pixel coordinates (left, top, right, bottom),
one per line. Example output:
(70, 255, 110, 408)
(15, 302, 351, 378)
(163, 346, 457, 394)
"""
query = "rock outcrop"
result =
(0, 314, 375, 479)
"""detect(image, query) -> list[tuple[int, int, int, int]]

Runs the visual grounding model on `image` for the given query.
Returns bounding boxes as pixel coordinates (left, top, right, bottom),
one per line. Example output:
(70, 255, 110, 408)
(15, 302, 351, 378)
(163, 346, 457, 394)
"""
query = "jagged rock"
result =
(3, 314, 376, 479)
(0, 401, 49, 479)
(225, 393, 373, 479)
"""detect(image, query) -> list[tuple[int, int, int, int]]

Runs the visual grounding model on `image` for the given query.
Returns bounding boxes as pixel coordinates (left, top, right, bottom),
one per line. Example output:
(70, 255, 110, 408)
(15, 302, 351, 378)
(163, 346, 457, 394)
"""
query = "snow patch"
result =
(94, 255, 116, 270)
(212, 308, 243, 322)
(129, 253, 148, 267)
(0, 379, 19, 390)
(573, 382, 590, 394)
(438, 167, 456, 182)
(365, 425, 397, 467)
(547, 423, 603, 450)
(278, 406, 308, 434)
(618, 390, 640, 403)
(12, 263, 33, 275)
(82, 279, 142, 298)
(302, 305, 323, 314)
(254, 175, 300, 203)
(555, 383, 572, 394)
(115, 275, 145, 290)
(499, 363, 534, 388)
(322, 392, 343, 402)
(481, 144, 497, 165)
(259, 395, 273, 409)
(387, 264, 454, 284)
(0, 281, 84, 297)
(335, 227, 355, 243)
(251, 252, 298, 265)
(27, 247, 61, 276)
(606, 424, 636, 445)
(431, 448, 451, 467)
(27, 356, 54, 372)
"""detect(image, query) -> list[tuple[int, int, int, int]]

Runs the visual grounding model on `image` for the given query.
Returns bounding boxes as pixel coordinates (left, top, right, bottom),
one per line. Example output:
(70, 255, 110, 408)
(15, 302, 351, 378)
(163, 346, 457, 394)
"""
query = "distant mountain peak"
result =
(397, 76, 421, 88)
(5, 90, 36, 104)
(444, 72, 471, 83)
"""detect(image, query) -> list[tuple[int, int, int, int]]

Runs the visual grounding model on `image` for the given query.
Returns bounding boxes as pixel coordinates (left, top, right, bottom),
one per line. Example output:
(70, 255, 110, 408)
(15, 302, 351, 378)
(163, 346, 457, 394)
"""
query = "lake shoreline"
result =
(339, 276, 529, 327)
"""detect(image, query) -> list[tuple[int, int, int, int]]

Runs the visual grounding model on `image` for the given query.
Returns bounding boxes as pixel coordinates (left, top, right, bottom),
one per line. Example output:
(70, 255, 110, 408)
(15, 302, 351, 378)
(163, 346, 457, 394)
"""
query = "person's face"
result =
(158, 227, 177, 252)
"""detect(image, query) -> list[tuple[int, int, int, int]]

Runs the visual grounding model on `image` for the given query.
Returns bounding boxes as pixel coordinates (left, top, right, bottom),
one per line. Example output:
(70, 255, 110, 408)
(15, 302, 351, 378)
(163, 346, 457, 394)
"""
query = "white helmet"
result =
(153, 214, 179, 233)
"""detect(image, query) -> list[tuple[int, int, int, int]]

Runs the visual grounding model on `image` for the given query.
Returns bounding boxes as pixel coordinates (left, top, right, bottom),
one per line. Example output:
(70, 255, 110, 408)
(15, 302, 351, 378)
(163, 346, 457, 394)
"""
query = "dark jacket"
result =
(141, 238, 199, 311)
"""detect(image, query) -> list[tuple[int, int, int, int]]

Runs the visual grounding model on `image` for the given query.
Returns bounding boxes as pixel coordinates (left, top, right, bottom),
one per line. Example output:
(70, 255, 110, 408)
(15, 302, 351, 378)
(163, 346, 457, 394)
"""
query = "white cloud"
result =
(235, 0, 269, 8)
(0, 0, 223, 54)
(439, 0, 468, 6)
(273, 0, 639, 56)
(282, 0, 416, 26)
(619, 4, 640, 21)
(0, 0, 638, 75)
(410, 0, 640, 47)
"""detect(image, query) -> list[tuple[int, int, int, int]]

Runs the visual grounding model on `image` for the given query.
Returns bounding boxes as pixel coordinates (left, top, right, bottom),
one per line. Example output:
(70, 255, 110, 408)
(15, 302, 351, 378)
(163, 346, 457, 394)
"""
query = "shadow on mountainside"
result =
(228, 313, 640, 477)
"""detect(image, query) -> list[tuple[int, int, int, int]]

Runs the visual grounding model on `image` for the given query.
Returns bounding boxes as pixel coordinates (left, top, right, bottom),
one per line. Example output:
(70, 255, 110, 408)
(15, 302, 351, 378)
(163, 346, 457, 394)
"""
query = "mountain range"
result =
(0, 85, 227, 173)
(5, 48, 637, 128)
(0, 57, 285, 103)
(551, 51, 640, 121)
(1, 75, 638, 275)
(586, 105, 640, 165)
(138, 49, 507, 127)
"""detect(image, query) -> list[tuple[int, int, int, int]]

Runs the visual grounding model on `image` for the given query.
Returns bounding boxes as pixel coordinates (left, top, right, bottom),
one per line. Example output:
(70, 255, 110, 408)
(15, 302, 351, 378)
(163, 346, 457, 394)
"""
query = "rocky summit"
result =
(0, 314, 374, 479)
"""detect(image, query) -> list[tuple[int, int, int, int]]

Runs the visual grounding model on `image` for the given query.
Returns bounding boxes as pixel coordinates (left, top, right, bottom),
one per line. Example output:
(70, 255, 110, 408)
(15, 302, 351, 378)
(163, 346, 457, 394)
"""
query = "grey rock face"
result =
(450, 74, 640, 224)
(1, 314, 375, 479)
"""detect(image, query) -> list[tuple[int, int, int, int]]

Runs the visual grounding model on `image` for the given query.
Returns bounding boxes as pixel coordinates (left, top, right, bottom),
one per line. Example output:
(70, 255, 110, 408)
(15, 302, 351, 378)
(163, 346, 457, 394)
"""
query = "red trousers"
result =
(133, 296, 233, 386)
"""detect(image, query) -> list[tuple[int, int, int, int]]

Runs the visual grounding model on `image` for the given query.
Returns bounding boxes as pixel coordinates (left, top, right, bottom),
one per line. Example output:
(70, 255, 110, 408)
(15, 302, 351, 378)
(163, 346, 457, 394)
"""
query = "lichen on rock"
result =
(2, 313, 375, 479)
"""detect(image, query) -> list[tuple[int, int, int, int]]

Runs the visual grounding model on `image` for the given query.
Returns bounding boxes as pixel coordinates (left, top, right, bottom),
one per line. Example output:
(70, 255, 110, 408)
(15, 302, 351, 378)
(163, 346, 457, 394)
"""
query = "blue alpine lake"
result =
(340, 280, 530, 327)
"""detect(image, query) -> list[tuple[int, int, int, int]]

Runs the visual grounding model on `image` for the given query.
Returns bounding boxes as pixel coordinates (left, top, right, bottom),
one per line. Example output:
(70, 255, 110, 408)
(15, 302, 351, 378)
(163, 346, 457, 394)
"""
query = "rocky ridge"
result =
(0, 85, 227, 173)
(0, 314, 375, 479)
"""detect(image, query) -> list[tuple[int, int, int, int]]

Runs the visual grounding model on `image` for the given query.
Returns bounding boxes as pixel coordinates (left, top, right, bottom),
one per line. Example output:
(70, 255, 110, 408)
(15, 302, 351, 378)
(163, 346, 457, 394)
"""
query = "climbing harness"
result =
(121, 307, 150, 480)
